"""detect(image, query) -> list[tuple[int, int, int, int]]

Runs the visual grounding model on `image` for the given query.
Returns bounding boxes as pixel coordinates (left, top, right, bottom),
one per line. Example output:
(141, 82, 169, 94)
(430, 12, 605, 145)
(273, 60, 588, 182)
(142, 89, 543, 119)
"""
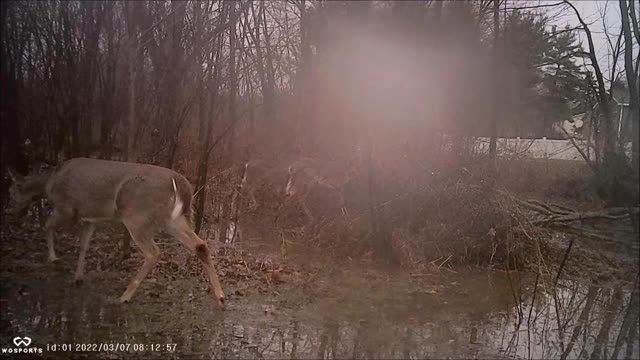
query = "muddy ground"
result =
(1, 215, 638, 359)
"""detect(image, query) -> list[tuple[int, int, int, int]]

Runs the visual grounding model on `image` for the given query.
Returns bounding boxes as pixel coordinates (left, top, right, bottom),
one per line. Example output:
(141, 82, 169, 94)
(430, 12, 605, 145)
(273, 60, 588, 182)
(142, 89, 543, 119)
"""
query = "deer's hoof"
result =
(48, 256, 60, 263)
(216, 295, 226, 310)
(72, 276, 84, 285)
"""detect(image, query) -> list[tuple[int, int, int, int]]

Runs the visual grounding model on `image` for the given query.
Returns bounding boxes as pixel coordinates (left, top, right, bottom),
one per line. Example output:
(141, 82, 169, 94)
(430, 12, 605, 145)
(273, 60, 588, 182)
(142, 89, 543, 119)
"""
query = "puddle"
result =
(1, 269, 638, 359)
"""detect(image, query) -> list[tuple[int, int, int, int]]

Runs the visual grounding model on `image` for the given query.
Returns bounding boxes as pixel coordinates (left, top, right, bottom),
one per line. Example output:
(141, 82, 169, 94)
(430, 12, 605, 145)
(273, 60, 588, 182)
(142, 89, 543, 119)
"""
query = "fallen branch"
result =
(551, 223, 625, 244)
(531, 210, 636, 225)
(505, 191, 639, 226)
(527, 199, 573, 215)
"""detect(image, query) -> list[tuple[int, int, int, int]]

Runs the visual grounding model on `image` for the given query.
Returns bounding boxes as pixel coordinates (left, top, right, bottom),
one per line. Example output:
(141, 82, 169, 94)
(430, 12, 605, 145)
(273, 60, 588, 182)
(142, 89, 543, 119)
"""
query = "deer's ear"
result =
(7, 168, 24, 184)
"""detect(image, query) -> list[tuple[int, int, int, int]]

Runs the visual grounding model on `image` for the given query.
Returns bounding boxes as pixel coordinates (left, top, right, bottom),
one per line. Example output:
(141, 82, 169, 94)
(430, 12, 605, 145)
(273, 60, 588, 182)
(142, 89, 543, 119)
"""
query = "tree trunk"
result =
(194, 92, 215, 233)
(194, 3, 223, 234)
(99, 4, 117, 160)
(261, 1, 277, 128)
(0, 1, 27, 205)
(226, 1, 238, 161)
(124, 2, 136, 163)
(619, 0, 639, 174)
(489, 0, 500, 161)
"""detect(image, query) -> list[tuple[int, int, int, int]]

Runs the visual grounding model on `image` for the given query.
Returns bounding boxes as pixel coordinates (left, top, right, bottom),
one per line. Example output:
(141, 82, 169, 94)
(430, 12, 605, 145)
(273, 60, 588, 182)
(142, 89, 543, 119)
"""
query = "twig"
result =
(438, 255, 453, 269)
(561, 127, 598, 173)
(549, 202, 576, 214)
(527, 199, 572, 215)
(554, 235, 574, 287)
(409, 273, 432, 278)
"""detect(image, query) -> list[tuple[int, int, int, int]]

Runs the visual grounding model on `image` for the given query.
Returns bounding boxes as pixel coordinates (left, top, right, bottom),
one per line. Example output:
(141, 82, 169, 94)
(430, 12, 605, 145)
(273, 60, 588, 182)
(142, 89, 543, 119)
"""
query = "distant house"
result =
(552, 110, 589, 138)
(552, 80, 632, 142)
(554, 97, 632, 144)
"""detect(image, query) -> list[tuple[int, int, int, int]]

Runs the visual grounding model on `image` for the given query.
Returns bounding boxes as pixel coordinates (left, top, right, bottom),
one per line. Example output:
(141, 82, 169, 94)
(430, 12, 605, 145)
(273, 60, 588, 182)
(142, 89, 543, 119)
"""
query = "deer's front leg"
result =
(45, 230, 59, 262)
(74, 223, 96, 282)
(44, 207, 73, 262)
(119, 220, 159, 303)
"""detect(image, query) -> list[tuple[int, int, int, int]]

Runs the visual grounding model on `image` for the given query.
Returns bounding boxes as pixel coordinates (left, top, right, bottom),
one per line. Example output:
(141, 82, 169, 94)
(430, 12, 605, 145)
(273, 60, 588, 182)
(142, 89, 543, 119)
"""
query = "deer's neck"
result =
(26, 171, 53, 196)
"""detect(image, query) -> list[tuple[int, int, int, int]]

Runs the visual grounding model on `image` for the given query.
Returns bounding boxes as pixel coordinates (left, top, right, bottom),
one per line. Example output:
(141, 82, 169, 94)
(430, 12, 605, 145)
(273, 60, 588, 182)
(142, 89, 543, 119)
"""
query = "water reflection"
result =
(1, 272, 637, 359)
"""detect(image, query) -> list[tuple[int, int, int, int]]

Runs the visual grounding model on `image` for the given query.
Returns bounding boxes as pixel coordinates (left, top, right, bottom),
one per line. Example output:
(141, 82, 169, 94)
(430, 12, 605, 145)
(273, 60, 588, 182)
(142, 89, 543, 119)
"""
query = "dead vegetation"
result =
(212, 156, 639, 284)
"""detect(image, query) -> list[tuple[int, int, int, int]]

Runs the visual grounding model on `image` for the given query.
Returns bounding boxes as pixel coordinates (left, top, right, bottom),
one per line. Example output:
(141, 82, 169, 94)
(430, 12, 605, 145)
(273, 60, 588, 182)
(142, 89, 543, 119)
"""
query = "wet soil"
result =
(1, 218, 638, 359)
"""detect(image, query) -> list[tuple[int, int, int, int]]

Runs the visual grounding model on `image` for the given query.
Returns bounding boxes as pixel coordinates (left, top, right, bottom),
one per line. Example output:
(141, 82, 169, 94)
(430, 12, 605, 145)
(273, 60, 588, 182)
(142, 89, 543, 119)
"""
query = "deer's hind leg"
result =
(167, 216, 225, 308)
(73, 223, 96, 282)
(118, 219, 160, 303)
(44, 206, 75, 262)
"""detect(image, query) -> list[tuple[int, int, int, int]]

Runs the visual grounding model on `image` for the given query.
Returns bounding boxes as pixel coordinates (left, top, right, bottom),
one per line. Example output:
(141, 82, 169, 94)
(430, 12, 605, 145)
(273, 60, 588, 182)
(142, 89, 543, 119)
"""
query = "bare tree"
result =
(564, 1, 616, 160)
(489, 0, 501, 161)
(619, 0, 639, 171)
(194, 1, 225, 234)
(124, 2, 137, 162)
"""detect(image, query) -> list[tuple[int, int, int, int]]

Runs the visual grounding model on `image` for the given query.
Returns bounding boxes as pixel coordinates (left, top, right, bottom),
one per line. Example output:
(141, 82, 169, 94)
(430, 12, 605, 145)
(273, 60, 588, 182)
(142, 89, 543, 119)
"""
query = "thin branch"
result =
(532, 52, 584, 69)
(561, 127, 598, 173)
(504, 2, 565, 11)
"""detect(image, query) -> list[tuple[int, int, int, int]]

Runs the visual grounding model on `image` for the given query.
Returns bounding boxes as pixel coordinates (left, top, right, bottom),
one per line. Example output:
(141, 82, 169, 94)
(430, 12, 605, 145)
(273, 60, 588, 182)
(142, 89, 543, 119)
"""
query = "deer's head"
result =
(7, 169, 44, 217)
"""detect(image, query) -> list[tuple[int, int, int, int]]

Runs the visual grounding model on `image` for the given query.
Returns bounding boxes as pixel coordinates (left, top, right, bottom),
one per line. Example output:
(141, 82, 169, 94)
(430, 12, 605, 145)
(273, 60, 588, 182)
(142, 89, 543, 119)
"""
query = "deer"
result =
(239, 159, 289, 212)
(283, 157, 355, 225)
(7, 157, 225, 308)
(236, 157, 348, 221)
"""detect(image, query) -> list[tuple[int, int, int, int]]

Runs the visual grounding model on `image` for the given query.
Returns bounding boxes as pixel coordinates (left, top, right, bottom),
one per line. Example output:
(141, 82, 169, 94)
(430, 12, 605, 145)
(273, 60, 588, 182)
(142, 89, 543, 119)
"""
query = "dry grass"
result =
(208, 154, 603, 275)
(496, 158, 595, 203)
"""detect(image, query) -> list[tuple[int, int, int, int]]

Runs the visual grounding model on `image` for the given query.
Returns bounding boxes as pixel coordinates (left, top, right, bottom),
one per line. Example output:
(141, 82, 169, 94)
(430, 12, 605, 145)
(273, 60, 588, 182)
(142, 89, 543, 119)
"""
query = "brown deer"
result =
(284, 157, 354, 224)
(237, 157, 349, 221)
(7, 158, 225, 308)
(239, 159, 289, 211)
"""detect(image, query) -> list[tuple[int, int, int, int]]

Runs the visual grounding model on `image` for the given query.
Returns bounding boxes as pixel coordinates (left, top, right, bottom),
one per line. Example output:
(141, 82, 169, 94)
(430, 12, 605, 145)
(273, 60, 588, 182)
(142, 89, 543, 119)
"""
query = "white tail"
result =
(7, 158, 225, 308)
(170, 178, 183, 220)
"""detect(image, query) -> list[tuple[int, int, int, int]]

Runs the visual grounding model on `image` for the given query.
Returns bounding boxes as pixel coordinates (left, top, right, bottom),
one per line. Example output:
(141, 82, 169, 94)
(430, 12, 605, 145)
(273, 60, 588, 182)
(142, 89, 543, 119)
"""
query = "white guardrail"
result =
(472, 137, 633, 161)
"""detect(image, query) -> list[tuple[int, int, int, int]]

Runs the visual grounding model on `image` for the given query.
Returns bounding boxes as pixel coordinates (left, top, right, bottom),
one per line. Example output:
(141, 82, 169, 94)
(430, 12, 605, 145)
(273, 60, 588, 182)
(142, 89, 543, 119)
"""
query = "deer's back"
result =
(46, 158, 192, 222)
